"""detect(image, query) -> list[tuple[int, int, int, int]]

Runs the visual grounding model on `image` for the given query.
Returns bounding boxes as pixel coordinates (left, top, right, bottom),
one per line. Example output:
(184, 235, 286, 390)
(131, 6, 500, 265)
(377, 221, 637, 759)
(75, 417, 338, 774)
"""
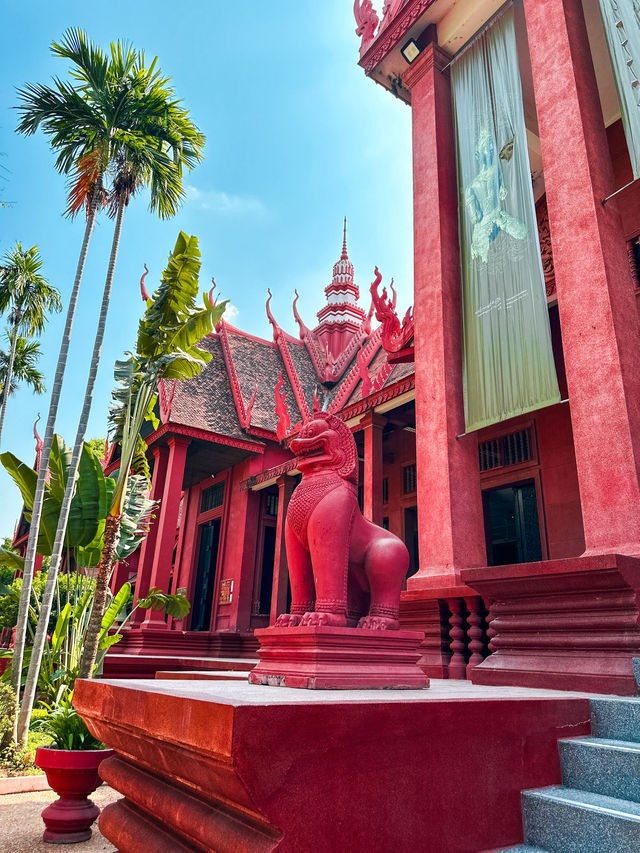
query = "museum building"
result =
(85, 0, 640, 698)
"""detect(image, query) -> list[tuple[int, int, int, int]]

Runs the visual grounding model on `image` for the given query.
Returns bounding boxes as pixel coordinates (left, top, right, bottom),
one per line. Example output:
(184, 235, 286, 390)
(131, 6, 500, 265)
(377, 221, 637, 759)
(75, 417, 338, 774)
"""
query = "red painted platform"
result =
(249, 625, 429, 689)
(103, 653, 257, 679)
(75, 677, 591, 852)
(462, 554, 640, 695)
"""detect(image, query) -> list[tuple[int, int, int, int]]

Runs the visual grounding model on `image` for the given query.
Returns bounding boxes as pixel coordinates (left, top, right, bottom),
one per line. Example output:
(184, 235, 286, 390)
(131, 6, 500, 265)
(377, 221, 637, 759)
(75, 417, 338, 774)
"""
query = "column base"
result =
(249, 626, 429, 689)
(461, 554, 640, 695)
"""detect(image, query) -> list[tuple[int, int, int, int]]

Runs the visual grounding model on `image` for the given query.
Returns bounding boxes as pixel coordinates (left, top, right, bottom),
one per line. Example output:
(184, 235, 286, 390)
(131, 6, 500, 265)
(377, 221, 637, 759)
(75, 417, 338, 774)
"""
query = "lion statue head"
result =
(290, 412, 358, 484)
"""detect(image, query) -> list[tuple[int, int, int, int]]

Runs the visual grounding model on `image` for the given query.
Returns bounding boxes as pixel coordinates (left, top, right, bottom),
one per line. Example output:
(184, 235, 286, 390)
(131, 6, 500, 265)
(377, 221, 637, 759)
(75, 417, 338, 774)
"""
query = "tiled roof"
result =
(225, 330, 301, 431)
(285, 340, 319, 411)
(170, 336, 248, 440)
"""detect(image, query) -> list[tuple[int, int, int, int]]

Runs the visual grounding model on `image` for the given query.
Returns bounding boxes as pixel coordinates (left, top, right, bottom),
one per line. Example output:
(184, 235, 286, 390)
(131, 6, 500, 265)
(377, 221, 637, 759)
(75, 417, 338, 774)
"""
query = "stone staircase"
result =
(500, 676, 640, 853)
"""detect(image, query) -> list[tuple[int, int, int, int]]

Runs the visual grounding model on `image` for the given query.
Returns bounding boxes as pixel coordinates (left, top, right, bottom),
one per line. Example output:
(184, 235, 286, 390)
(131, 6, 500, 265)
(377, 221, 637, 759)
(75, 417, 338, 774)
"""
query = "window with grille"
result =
(358, 485, 364, 511)
(382, 478, 389, 504)
(265, 492, 279, 517)
(382, 517, 389, 530)
(478, 429, 532, 473)
(403, 464, 417, 494)
(200, 481, 225, 513)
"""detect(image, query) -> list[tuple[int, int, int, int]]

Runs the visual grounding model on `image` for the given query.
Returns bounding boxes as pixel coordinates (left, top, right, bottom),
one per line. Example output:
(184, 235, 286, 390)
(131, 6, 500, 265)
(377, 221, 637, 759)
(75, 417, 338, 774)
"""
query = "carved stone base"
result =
(74, 677, 591, 852)
(462, 554, 640, 695)
(249, 626, 429, 689)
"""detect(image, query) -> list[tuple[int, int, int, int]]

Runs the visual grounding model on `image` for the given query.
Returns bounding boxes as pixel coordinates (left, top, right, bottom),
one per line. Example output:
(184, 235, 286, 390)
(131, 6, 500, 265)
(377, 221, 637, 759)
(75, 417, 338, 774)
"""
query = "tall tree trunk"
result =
(17, 199, 125, 745)
(0, 320, 21, 448)
(10, 182, 102, 739)
(77, 514, 121, 680)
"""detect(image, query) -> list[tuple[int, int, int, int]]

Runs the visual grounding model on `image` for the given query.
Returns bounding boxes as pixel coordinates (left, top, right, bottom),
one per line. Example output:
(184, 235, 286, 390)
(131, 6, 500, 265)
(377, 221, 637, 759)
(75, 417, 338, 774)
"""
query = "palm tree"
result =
(0, 333, 46, 398)
(0, 244, 61, 446)
(13, 29, 204, 744)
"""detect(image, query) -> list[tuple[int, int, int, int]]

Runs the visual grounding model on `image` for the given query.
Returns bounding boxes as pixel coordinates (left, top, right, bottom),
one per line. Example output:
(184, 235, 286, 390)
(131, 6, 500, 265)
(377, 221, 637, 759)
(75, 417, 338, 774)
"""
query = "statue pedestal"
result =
(74, 677, 591, 852)
(249, 626, 429, 689)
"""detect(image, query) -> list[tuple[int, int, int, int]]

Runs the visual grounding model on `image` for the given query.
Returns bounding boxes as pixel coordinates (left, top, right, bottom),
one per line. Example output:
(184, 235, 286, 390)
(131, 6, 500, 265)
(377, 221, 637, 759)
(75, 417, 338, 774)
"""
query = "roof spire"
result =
(341, 216, 348, 260)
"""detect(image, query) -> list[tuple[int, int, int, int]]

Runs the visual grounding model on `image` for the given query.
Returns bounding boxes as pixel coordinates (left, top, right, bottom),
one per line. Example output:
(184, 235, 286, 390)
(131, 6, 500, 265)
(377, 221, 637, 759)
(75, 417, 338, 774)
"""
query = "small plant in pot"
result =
(33, 694, 113, 844)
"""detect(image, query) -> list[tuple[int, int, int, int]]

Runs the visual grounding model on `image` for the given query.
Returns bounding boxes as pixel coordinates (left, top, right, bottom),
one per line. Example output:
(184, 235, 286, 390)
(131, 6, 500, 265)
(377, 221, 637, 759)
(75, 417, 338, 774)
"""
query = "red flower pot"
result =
(35, 746, 114, 844)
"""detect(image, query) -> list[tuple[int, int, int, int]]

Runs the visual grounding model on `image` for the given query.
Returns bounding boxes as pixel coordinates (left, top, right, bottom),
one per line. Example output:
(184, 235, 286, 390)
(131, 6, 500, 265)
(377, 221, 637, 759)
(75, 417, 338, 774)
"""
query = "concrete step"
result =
(590, 697, 640, 743)
(522, 786, 640, 853)
(633, 658, 640, 693)
(492, 846, 549, 852)
(560, 737, 640, 803)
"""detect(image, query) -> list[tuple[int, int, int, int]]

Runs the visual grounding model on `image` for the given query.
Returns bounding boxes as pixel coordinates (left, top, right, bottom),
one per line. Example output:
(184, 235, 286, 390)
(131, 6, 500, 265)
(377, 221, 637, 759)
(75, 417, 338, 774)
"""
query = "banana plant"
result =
(77, 232, 226, 680)
(2, 575, 190, 703)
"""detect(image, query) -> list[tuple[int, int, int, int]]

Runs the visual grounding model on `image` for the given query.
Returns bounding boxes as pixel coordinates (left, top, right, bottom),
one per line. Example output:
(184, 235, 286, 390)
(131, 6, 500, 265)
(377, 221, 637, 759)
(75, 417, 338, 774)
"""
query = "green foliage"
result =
(16, 28, 205, 220)
(1, 436, 112, 555)
(84, 437, 105, 458)
(0, 682, 15, 751)
(108, 233, 226, 516)
(0, 730, 52, 775)
(138, 587, 191, 620)
(31, 694, 103, 750)
(0, 243, 62, 337)
(0, 683, 51, 775)
(0, 333, 45, 396)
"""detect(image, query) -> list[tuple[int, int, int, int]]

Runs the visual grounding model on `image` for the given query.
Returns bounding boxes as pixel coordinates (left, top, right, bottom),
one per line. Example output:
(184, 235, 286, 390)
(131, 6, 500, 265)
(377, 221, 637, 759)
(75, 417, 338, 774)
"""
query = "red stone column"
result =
(141, 436, 191, 629)
(361, 412, 385, 526)
(523, 0, 640, 556)
(269, 476, 296, 625)
(402, 40, 486, 585)
(130, 445, 169, 627)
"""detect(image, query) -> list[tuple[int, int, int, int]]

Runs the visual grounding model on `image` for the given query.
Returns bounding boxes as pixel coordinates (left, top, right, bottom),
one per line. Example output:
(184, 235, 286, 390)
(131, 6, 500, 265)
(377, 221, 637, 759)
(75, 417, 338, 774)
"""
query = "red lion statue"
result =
(276, 411, 410, 630)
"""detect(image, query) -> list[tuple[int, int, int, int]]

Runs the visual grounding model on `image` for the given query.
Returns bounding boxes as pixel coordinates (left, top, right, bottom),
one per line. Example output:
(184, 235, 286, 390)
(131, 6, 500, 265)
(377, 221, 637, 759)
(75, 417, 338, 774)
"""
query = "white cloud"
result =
(224, 302, 239, 322)
(185, 184, 266, 216)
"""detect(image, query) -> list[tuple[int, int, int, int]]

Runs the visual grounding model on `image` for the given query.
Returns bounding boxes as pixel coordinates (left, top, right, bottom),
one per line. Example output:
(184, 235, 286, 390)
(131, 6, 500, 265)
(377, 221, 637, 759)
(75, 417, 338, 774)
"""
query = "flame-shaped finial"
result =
(140, 264, 150, 302)
(341, 217, 348, 260)
(207, 276, 217, 308)
(33, 414, 43, 470)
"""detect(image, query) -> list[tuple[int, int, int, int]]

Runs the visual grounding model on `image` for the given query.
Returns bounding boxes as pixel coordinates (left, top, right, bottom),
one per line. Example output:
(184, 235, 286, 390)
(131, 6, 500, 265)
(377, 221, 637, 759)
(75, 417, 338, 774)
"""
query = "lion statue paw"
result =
(275, 613, 302, 627)
(299, 611, 347, 627)
(358, 615, 400, 631)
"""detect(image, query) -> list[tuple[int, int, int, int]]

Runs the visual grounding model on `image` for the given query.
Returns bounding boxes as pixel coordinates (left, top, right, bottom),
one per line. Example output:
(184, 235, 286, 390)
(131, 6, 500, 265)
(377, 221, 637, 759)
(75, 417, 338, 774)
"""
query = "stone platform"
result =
(75, 677, 593, 852)
(462, 554, 640, 695)
(249, 625, 429, 689)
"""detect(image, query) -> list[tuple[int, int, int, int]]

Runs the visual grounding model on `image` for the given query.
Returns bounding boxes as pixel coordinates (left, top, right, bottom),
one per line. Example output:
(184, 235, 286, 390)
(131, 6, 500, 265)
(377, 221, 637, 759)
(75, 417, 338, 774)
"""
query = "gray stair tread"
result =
(524, 786, 640, 819)
(561, 736, 640, 752)
(590, 697, 640, 742)
(495, 847, 549, 852)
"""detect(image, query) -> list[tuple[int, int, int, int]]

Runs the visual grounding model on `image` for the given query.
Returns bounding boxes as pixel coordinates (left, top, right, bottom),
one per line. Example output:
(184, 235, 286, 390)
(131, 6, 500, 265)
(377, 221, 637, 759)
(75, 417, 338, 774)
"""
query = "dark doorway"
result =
(191, 518, 221, 631)
(259, 525, 276, 615)
(404, 506, 419, 578)
(483, 481, 542, 566)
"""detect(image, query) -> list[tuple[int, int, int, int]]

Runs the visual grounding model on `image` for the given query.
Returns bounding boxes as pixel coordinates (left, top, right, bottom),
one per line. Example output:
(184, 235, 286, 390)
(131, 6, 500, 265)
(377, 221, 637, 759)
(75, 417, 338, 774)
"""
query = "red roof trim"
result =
(147, 422, 265, 454)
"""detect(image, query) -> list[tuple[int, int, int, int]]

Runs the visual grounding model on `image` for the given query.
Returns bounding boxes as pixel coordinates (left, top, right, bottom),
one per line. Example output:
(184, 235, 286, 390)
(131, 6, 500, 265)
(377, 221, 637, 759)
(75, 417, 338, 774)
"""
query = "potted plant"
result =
(32, 694, 113, 844)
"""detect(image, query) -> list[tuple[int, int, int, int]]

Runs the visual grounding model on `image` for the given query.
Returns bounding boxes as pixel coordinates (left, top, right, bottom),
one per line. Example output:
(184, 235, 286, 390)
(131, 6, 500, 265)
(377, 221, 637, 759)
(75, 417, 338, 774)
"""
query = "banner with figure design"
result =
(452, 8, 560, 432)
(599, 0, 640, 177)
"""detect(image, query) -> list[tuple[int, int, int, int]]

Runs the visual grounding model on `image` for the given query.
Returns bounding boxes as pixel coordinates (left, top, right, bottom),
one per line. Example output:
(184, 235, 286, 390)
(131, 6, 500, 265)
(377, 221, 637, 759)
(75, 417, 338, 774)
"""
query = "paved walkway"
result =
(0, 785, 119, 853)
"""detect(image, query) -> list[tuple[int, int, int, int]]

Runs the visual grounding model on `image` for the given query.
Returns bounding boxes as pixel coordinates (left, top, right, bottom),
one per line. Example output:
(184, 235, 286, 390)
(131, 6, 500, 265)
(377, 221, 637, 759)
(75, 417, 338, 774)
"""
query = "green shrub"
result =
(0, 682, 15, 751)
(31, 697, 103, 751)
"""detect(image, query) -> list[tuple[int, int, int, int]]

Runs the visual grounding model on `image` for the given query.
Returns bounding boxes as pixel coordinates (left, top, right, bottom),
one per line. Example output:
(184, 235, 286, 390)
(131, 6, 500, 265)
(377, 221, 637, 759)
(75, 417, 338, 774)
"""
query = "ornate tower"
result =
(314, 219, 367, 363)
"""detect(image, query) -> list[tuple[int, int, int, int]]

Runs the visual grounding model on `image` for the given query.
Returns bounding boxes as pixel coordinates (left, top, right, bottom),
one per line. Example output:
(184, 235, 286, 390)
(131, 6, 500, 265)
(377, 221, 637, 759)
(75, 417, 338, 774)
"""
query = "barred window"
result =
(200, 481, 225, 513)
(479, 429, 532, 473)
(382, 478, 389, 504)
(403, 464, 417, 494)
(265, 492, 279, 517)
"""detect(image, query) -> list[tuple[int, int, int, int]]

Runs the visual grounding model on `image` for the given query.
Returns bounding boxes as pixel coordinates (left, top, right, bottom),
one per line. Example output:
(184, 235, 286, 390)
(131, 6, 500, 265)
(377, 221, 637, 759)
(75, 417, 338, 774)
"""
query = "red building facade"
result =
(105, 0, 640, 695)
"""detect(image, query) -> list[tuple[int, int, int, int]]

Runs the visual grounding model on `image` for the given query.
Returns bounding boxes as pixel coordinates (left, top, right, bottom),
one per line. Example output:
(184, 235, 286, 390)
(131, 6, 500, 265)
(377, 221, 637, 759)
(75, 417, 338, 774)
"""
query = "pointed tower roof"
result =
(316, 218, 364, 326)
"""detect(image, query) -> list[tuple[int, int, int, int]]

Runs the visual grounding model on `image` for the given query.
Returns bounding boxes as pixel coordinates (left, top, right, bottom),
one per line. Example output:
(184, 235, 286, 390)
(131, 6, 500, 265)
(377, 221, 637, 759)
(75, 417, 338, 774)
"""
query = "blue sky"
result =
(0, 1, 413, 537)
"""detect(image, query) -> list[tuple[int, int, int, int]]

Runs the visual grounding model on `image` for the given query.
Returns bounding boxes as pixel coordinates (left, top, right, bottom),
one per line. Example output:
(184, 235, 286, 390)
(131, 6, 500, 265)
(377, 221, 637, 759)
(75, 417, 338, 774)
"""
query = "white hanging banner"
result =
(452, 8, 560, 433)
(599, 0, 640, 177)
